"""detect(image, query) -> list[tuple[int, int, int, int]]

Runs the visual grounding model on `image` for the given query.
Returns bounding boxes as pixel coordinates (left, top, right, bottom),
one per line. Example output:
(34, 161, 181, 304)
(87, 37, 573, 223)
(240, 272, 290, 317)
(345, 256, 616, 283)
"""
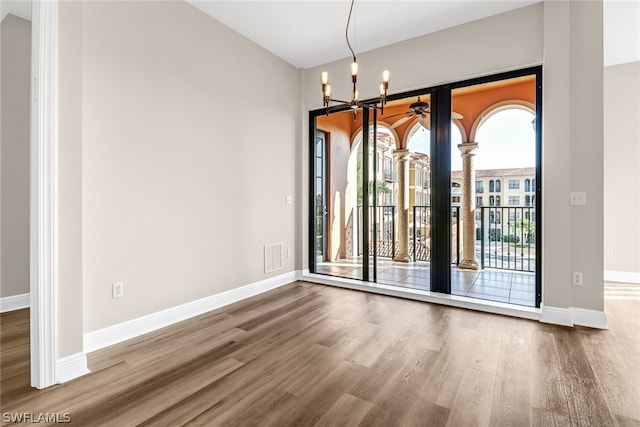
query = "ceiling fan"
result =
(385, 97, 463, 129)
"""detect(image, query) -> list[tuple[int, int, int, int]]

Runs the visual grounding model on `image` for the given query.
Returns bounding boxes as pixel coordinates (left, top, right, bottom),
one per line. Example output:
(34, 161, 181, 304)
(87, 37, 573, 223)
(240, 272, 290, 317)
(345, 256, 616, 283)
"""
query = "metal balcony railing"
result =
(356, 205, 462, 265)
(353, 204, 536, 274)
(412, 206, 461, 264)
(357, 206, 397, 258)
(478, 206, 536, 272)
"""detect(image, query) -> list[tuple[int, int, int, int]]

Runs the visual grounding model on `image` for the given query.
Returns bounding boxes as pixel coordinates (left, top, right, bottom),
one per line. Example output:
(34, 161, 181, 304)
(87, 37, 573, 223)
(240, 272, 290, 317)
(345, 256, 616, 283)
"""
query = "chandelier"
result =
(321, 0, 389, 114)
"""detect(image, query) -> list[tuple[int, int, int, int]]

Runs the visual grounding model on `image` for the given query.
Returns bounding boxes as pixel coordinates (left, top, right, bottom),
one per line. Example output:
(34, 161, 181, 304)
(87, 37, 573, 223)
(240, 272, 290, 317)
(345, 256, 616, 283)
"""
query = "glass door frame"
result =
(308, 65, 542, 307)
(308, 106, 378, 282)
(314, 129, 328, 264)
(448, 66, 543, 307)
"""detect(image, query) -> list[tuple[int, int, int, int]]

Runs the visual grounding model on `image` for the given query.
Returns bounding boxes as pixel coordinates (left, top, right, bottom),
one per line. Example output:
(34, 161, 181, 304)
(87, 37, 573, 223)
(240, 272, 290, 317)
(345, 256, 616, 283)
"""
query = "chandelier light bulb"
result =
(351, 61, 358, 77)
(321, 71, 329, 84)
(325, 84, 331, 97)
(383, 70, 390, 83)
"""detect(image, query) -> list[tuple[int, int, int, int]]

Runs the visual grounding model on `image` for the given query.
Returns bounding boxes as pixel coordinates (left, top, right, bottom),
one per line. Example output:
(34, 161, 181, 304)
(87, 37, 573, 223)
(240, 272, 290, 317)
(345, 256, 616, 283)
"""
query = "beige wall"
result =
(302, 1, 607, 312)
(604, 62, 640, 275)
(58, 1, 85, 357)
(65, 1, 299, 334)
(0, 15, 30, 299)
(56, 0, 300, 349)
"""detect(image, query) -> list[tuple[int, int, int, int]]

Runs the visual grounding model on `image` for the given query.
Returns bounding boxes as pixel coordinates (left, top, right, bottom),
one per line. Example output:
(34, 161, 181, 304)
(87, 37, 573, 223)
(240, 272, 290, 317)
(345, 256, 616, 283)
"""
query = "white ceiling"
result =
(3, 0, 638, 68)
(603, 0, 640, 66)
(189, 0, 541, 69)
(1, 0, 31, 23)
(188, 0, 640, 69)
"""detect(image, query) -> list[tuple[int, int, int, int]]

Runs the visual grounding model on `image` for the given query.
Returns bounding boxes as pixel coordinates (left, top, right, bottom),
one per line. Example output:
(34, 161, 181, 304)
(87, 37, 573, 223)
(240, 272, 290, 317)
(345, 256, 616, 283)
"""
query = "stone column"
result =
(458, 143, 479, 270)
(393, 149, 411, 262)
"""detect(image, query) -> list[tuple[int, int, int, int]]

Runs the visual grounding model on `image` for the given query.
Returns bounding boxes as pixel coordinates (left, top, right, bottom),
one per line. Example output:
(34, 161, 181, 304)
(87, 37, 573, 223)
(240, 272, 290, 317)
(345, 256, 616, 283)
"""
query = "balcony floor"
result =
(316, 259, 536, 307)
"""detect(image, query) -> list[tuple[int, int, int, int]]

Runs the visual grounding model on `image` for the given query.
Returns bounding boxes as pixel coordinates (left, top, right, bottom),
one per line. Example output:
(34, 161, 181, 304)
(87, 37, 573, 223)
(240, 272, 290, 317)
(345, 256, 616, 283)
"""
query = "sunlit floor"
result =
(316, 258, 537, 307)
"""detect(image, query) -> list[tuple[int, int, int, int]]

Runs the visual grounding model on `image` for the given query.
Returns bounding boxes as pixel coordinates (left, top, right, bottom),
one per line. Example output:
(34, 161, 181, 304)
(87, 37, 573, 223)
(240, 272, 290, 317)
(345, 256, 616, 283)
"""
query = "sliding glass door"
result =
(309, 66, 542, 308)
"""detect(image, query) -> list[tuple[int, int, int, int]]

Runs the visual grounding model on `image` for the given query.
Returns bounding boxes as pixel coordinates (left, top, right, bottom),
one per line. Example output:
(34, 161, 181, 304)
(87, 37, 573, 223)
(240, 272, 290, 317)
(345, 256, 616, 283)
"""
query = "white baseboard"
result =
(605, 270, 640, 284)
(0, 293, 30, 312)
(84, 271, 297, 353)
(540, 305, 573, 327)
(571, 307, 607, 329)
(540, 305, 607, 329)
(56, 352, 90, 383)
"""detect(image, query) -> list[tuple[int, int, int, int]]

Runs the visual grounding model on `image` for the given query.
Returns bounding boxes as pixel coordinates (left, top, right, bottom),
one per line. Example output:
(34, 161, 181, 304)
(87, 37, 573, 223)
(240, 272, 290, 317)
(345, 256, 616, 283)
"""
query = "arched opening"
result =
(474, 107, 535, 170)
(349, 124, 398, 259)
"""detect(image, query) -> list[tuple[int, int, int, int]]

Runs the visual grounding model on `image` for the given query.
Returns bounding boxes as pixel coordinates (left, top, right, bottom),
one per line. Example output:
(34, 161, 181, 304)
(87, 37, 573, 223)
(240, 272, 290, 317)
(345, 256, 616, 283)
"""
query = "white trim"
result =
(300, 272, 541, 322)
(84, 271, 296, 353)
(571, 307, 607, 329)
(297, 269, 310, 280)
(0, 293, 30, 312)
(539, 305, 608, 329)
(539, 304, 573, 327)
(604, 270, 640, 284)
(56, 352, 90, 383)
(30, 0, 58, 390)
(301, 272, 610, 329)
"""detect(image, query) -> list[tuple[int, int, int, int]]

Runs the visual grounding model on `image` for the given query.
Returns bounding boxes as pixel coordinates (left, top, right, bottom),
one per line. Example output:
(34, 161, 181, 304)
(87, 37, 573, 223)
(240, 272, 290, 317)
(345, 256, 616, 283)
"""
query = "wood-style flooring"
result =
(1, 281, 639, 426)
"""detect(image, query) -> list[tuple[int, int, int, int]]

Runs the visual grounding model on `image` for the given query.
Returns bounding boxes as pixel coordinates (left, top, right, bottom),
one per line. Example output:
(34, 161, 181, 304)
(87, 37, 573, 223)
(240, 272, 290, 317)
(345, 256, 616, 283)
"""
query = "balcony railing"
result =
(478, 206, 536, 272)
(412, 206, 461, 264)
(353, 205, 534, 273)
(357, 205, 397, 258)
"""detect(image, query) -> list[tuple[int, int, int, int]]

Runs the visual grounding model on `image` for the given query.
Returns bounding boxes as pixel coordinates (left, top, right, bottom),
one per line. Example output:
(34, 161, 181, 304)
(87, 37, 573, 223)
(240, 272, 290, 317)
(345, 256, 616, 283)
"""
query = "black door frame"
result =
(313, 130, 328, 264)
(308, 65, 542, 308)
(448, 66, 543, 307)
(308, 107, 376, 282)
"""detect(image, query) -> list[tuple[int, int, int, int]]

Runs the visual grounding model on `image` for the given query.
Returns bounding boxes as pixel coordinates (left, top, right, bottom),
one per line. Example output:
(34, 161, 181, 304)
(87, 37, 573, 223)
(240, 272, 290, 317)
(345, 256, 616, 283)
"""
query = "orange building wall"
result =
(317, 111, 354, 261)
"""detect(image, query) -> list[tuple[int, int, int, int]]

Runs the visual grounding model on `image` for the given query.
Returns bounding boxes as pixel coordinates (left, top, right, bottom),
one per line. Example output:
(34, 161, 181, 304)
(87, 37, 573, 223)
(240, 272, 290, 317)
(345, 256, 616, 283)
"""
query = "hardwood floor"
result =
(1, 281, 639, 426)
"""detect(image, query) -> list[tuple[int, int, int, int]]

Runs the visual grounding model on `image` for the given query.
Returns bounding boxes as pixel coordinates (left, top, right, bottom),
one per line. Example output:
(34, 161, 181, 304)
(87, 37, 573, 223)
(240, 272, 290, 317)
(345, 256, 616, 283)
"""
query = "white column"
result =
(458, 143, 479, 270)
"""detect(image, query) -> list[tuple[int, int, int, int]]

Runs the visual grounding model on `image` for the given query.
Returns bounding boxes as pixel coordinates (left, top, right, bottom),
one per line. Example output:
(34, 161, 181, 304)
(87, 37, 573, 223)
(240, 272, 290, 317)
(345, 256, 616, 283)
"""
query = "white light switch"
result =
(570, 192, 586, 205)
(286, 196, 293, 205)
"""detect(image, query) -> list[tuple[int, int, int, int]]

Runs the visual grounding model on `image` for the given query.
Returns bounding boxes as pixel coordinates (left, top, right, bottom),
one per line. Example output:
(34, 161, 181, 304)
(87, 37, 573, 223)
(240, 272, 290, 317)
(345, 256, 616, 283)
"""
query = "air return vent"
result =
(264, 243, 284, 273)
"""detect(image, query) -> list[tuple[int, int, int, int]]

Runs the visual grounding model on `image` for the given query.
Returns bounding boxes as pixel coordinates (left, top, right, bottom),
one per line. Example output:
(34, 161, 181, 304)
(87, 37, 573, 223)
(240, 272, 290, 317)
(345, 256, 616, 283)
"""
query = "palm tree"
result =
(356, 159, 392, 205)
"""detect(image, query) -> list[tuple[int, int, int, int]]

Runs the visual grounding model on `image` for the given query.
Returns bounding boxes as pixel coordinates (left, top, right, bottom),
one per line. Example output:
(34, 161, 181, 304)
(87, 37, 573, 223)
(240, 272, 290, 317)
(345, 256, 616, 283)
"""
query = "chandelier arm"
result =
(327, 98, 352, 105)
(345, 0, 356, 62)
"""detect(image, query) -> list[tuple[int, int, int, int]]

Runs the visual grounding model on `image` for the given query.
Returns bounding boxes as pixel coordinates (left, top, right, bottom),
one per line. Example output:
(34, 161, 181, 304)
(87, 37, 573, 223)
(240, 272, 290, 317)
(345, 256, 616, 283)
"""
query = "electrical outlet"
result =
(572, 272, 583, 286)
(112, 281, 124, 298)
(569, 192, 586, 205)
(287, 248, 292, 258)
(606, 247, 614, 256)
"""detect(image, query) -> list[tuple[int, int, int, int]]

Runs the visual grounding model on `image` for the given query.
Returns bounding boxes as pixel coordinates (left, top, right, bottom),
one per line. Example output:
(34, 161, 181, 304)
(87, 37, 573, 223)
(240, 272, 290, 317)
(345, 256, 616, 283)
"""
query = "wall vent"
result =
(264, 243, 284, 273)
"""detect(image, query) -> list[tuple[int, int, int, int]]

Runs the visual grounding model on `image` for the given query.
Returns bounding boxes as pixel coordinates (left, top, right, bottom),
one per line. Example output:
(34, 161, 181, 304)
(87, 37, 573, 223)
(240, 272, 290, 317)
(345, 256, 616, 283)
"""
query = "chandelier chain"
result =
(345, 0, 356, 62)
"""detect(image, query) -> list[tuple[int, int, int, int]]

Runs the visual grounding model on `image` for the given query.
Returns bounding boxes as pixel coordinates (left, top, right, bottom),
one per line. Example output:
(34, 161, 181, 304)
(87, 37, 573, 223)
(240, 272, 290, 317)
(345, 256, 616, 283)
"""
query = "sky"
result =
(408, 109, 536, 171)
